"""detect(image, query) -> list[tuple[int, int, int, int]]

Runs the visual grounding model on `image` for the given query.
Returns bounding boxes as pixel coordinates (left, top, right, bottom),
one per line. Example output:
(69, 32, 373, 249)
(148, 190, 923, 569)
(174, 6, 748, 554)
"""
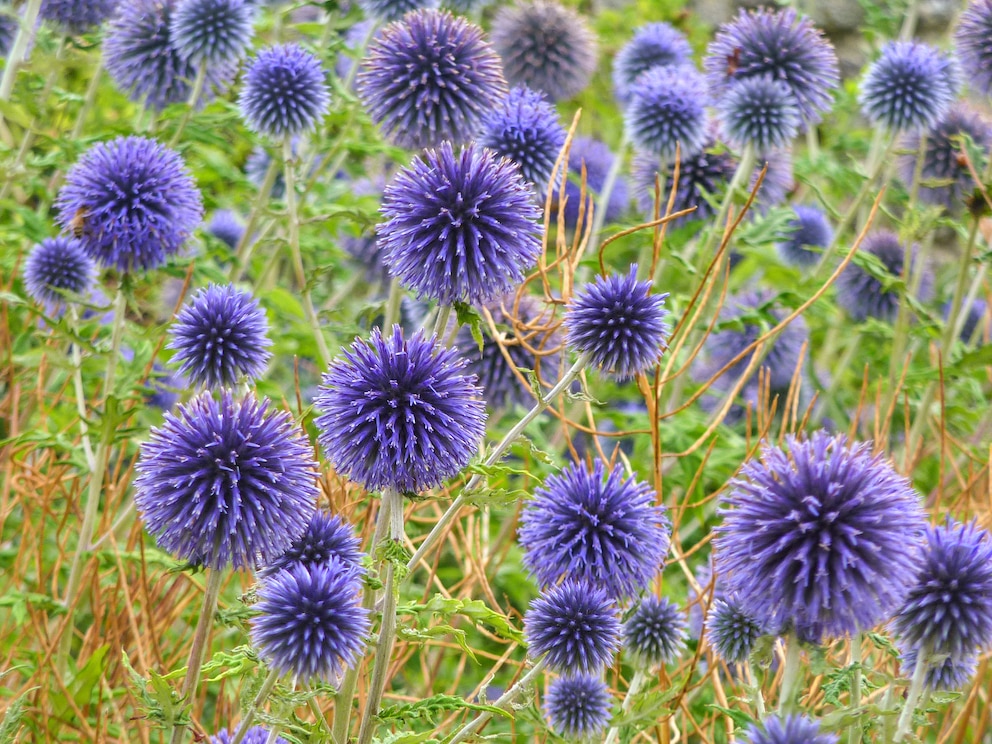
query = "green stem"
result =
(892, 654, 927, 743)
(382, 276, 403, 331)
(169, 64, 208, 148)
(849, 633, 863, 744)
(229, 667, 281, 744)
(446, 658, 548, 744)
(747, 661, 767, 720)
(230, 156, 280, 281)
(0, 0, 43, 103)
(604, 669, 648, 744)
(777, 633, 802, 716)
(692, 144, 756, 267)
(431, 304, 452, 339)
(66, 306, 96, 471)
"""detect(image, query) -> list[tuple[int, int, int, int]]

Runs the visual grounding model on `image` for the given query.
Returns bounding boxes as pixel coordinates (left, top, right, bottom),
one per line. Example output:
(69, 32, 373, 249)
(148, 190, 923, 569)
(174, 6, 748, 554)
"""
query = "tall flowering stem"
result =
(777, 633, 802, 716)
(603, 669, 649, 744)
(446, 658, 548, 744)
(893, 655, 928, 743)
(230, 156, 280, 280)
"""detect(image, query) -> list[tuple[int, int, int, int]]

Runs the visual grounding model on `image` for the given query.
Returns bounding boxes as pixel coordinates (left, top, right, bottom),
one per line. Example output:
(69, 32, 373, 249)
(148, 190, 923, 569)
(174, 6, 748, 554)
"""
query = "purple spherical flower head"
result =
(750, 148, 794, 211)
(378, 142, 542, 305)
(742, 715, 838, 744)
(212, 727, 288, 744)
(718, 75, 801, 152)
(891, 519, 992, 658)
(836, 231, 920, 323)
(358, 9, 507, 149)
(632, 139, 737, 225)
(545, 674, 612, 739)
(566, 265, 670, 380)
(551, 136, 630, 229)
(55, 136, 203, 272)
(524, 580, 621, 674)
(167, 283, 272, 388)
(624, 596, 687, 668)
(626, 65, 709, 160)
(706, 596, 765, 664)
(491, 0, 597, 102)
(778, 205, 832, 268)
(956, 0, 992, 96)
(245, 145, 285, 199)
(170, 0, 255, 65)
(134, 391, 318, 570)
(23, 237, 95, 310)
(859, 40, 960, 133)
(519, 459, 670, 599)
(716, 431, 926, 643)
(146, 363, 184, 411)
(240, 44, 330, 138)
(613, 22, 693, 105)
(104, 0, 235, 111)
(478, 85, 567, 190)
(259, 511, 364, 578)
(704, 8, 838, 126)
(358, 0, 437, 22)
(41, 0, 118, 33)
(898, 644, 980, 692)
(207, 209, 245, 249)
(251, 560, 370, 681)
(314, 326, 486, 493)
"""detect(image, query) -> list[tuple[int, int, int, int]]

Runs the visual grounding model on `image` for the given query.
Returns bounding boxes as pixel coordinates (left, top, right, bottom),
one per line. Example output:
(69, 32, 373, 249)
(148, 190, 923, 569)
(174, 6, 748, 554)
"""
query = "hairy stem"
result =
(893, 654, 928, 743)
(776, 633, 802, 716)
(229, 667, 281, 744)
(604, 669, 649, 744)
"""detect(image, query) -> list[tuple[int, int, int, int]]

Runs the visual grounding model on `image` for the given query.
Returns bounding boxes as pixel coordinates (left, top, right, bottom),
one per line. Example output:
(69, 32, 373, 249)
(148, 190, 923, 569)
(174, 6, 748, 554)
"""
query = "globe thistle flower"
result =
(23, 237, 95, 309)
(956, 0, 992, 96)
(314, 326, 487, 494)
(145, 363, 184, 412)
(478, 85, 567, 189)
(718, 76, 801, 152)
(613, 22, 693, 104)
(104, 0, 235, 110)
(625, 65, 709, 160)
(742, 715, 839, 744)
(716, 431, 926, 643)
(167, 284, 272, 388)
(358, 0, 437, 22)
(239, 44, 330, 138)
(357, 9, 507, 149)
(624, 596, 687, 668)
(836, 231, 919, 323)
(565, 265, 671, 380)
(207, 210, 245, 249)
(524, 580, 621, 673)
(544, 674, 612, 739)
(898, 645, 980, 692)
(41, 0, 119, 34)
(704, 8, 838, 125)
(859, 41, 960, 133)
(947, 298, 989, 344)
(170, 0, 255, 65)
(134, 391, 318, 570)
(212, 727, 288, 744)
(778, 205, 833, 267)
(551, 136, 630, 229)
(490, 0, 597, 102)
(706, 596, 765, 664)
(378, 142, 542, 305)
(260, 511, 364, 578)
(251, 560, 370, 681)
(55, 136, 204, 272)
(0, 11, 17, 55)
(750, 148, 794, 211)
(245, 145, 285, 199)
(519, 459, 670, 599)
(632, 139, 737, 225)
(891, 520, 992, 658)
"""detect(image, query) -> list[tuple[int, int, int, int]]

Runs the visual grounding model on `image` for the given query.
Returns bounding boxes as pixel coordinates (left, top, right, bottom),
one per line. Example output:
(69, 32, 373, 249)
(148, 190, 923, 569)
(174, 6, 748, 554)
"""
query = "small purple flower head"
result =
(704, 8, 838, 126)
(859, 41, 960, 133)
(146, 364, 184, 411)
(718, 76, 801, 152)
(23, 237, 95, 309)
(211, 727, 288, 744)
(716, 431, 927, 643)
(778, 205, 833, 267)
(41, 0, 119, 33)
(259, 511, 364, 578)
(544, 674, 612, 739)
(519, 460, 670, 599)
(524, 580, 621, 673)
(167, 284, 272, 388)
(207, 210, 245, 249)
(956, 0, 992, 96)
(891, 520, 992, 658)
(245, 145, 285, 199)
(358, 10, 507, 149)
(624, 596, 687, 668)
(551, 136, 630, 229)
(898, 645, 980, 692)
(55, 136, 203, 272)
(134, 391, 319, 570)
(613, 22, 693, 105)
(491, 0, 597, 102)
(358, 0, 437, 22)
(314, 326, 487, 493)
(565, 265, 671, 380)
(378, 142, 542, 305)
(170, 0, 255, 64)
(104, 0, 235, 111)
(706, 596, 765, 664)
(742, 715, 838, 744)
(251, 561, 370, 682)
(239, 44, 330, 138)
(478, 85, 567, 190)
(632, 139, 737, 225)
(625, 65, 709, 160)
(836, 231, 918, 323)
(750, 148, 794, 210)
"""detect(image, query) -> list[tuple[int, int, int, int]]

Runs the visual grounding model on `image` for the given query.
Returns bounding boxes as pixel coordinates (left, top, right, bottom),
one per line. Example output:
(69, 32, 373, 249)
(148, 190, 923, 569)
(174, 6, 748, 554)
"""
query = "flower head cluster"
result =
(41, 0, 119, 34)
(632, 139, 736, 225)
(358, 0, 437, 22)
(134, 391, 318, 570)
(717, 76, 801, 152)
(626, 65, 709, 160)
(170, 0, 255, 65)
(260, 511, 364, 578)
(955, 0, 992, 96)
(717, 431, 926, 643)
(836, 231, 919, 323)
(545, 674, 612, 739)
(207, 210, 245, 249)
(624, 596, 687, 668)
(524, 580, 621, 673)
(898, 645, 980, 692)
(24, 237, 95, 309)
(742, 715, 838, 744)
(778, 205, 833, 267)
(239, 44, 330, 138)
(551, 136, 630, 229)
(706, 596, 765, 664)
(613, 22, 692, 104)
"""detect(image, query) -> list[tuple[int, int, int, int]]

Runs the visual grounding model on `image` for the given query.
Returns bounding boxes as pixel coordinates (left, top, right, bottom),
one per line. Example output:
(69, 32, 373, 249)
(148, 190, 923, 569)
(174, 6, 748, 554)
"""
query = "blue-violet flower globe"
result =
(624, 596, 687, 668)
(24, 237, 95, 309)
(742, 715, 839, 744)
(955, 0, 992, 97)
(717, 75, 801, 152)
(778, 205, 833, 268)
(706, 596, 765, 664)
(545, 674, 612, 739)
(207, 209, 245, 249)
(239, 43, 330, 138)
(170, 0, 255, 64)
(260, 511, 364, 578)
(836, 231, 919, 323)
(613, 22, 693, 104)
(625, 65, 709, 160)
(41, 0, 119, 33)
(552, 136, 630, 229)
(212, 727, 288, 744)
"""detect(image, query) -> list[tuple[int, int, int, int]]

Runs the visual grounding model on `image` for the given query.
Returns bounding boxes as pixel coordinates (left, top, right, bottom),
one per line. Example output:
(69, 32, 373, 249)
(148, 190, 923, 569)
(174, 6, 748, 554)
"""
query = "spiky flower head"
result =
(956, 0, 992, 96)
(565, 265, 670, 380)
(41, 0, 119, 33)
(167, 284, 272, 388)
(358, 9, 507, 149)
(134, 391, 318, 570)
(491, 0, 597, 102)
(239, 44, 330, 138)
(625, 65, 709, 160)
(718, 75, 801, 152)
(251, 561, 370, 681)
(259, 511, 364, 578)
(55, 136, 203, 272)
(170, 0, 254, 64)
(704, 8, 838, 125)
(613, 22, 693, 104)
(551, 136, 630, 229)
(632, 139, 736, 226)
(836, 231, 918, 323)
(624, 596, 687, 668)
(358, 0, 437, 22)
(716, 431, 926, 643)
(24, 237, 95, 309)
(751, 149, 794, 209)
(706, 595, 765, 664)
(478, 85, 566, 189)
(898, 645, 980, 692)
(104, 0, 235, 110)
(544, 674, 612, 739)
(245, 145, 285, 199)
(778, 205, 833, 267)
(742, 715, 839, 744)
(212, 727, 288, 744)
(314, 326, 486, 493)
(519, 459, 670, 599)
(207, 210, 245, 249)
(524, 580, 621, 673)
(859, 40, 960, 133)
(891, 520, 992, 658)
(378, 142, 542, 305)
